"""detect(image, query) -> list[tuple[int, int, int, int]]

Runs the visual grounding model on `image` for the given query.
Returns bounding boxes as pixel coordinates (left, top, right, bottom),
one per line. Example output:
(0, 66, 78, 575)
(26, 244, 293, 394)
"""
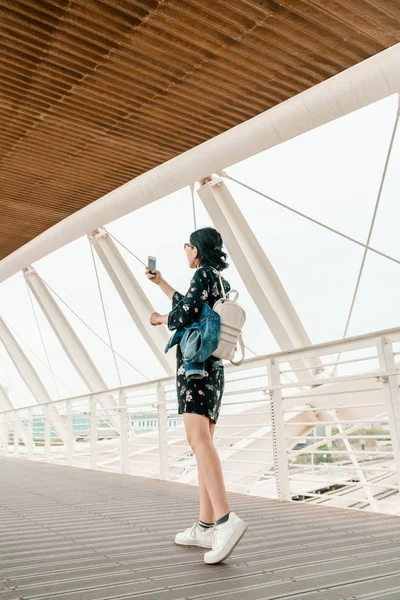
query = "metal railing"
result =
(1, 325, 400, 515)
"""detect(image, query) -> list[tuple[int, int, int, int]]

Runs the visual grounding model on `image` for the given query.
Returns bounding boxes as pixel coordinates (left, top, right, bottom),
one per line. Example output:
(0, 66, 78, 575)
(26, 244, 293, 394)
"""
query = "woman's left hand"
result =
(150, 312, 163, 326)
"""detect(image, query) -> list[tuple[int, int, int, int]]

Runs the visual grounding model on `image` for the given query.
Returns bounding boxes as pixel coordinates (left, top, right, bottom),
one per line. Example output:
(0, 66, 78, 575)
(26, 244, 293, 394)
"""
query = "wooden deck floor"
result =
(1, 457, 400, 600)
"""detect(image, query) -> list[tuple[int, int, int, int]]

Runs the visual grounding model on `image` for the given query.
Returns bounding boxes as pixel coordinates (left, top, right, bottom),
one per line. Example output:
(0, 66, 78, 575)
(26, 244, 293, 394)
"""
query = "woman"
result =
(146, 226, 248, 565)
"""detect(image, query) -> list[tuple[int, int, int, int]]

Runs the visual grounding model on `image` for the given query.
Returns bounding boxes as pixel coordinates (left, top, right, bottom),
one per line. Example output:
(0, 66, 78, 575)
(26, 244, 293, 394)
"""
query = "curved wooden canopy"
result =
(0, 0, 399, 261)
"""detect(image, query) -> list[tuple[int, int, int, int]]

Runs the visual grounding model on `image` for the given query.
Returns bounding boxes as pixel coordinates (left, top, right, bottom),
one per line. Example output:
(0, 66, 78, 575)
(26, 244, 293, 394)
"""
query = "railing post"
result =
(267, 358, 291, 501)
(3, 415, 9, 457)
(157, 382, 168, 480)
(9, 411, 15, 457)
(44, 405, 50, 462)
(27, 407, 33, 459)
(66, 399, 73, 466)
(90, 395, 98, 470)
(119, 390, 129, 474)
(377, 338, 400, 485)
(0, 412, 5, 456)
(14, 411, 20, 457)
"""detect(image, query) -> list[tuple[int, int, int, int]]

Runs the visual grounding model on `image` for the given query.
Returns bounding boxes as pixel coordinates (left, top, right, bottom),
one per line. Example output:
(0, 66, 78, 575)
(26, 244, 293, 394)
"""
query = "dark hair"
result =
(189, 227, 229, 271)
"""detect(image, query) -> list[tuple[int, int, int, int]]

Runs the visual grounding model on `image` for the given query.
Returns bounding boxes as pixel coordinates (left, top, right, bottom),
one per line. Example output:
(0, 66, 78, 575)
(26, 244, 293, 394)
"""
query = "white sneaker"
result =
(175, 522, 215, 548)
(204, 511, 248, 564)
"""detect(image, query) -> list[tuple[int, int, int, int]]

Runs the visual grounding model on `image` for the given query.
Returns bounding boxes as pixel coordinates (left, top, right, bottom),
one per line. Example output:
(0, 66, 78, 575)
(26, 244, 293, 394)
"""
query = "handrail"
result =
(2, 324, 400, 416)
(1, 326, 399, 516)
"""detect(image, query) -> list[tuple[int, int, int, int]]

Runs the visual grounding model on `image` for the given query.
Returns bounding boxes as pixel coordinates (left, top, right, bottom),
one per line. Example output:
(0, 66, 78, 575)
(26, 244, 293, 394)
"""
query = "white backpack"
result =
(209, 267, 246, 366)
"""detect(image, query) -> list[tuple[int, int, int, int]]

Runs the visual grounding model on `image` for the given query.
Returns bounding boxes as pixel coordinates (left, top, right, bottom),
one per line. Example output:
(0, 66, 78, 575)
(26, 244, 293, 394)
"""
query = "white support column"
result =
(0, 317, 67, 442)
(267, 358, 291, 501)
(88, 228, 175, 376)
(119, 389, 129, 475)
(377, 338, 400, 486)
(89, 395, 98, 470)
(0, 384, 13, 412)
(157, 382, 168, 480)
(197, 177, 321, 382)
(23, 265, 108, 390)
(23, 266, 121, 435)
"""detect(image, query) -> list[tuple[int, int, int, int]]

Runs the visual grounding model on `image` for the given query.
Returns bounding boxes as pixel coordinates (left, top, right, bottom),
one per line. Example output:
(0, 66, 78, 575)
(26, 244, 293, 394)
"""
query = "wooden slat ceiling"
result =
(0, 0, 399, 262)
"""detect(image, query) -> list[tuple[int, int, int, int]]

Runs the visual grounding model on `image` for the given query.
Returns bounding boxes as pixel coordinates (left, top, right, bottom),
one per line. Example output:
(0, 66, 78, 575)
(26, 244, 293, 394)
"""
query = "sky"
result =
(0, 93, 399, 409)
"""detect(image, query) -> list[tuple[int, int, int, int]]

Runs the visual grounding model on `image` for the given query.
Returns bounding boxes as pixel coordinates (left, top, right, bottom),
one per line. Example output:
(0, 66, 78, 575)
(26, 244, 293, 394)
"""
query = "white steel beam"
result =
(88, 228, 175, 376)
(0, 383, 13, 413)
(197, 177, 321, 382)
(0, 317, 67, 441)
(24, 265, 107, 391)
(1, 46, 399, 284)
(22, 266, 121, 434)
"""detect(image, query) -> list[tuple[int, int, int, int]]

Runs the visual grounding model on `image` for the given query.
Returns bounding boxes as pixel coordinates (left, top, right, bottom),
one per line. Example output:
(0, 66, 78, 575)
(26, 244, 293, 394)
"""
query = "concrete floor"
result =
(1, 456, 400, 600)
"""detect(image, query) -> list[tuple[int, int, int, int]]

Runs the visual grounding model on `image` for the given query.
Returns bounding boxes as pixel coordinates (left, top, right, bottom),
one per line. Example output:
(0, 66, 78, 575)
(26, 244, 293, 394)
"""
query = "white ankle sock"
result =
(198, 520, 214, 532)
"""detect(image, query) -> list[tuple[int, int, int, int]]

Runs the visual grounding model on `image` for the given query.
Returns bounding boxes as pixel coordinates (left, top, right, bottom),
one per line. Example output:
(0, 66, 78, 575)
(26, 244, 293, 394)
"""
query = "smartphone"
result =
(148, 256, 156, 274)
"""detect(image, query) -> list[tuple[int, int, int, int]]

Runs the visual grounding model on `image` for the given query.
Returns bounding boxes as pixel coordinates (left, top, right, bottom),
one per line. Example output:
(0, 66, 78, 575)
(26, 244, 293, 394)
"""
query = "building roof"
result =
(1, 0, 399, 260)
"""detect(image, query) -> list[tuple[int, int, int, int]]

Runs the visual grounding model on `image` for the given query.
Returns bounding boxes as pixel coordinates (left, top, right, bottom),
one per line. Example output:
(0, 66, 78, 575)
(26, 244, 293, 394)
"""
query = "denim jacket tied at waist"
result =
(165, 301, 223, 380)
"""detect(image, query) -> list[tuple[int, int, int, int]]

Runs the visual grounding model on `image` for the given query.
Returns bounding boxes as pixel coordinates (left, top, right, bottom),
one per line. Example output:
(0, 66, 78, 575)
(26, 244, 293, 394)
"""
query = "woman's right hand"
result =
(145, 266, 162, 285)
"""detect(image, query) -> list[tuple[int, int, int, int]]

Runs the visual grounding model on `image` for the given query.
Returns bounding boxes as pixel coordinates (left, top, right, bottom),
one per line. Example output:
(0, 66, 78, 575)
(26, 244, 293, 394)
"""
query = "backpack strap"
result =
(230, 333, 245, 366)
(210, 266, 227, 299)
(210, 266, 239, 301)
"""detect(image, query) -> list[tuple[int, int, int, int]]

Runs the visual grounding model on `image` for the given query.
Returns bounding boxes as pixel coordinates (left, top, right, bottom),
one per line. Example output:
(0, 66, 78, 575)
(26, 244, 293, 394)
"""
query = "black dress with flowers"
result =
(167, 265, 231, 424)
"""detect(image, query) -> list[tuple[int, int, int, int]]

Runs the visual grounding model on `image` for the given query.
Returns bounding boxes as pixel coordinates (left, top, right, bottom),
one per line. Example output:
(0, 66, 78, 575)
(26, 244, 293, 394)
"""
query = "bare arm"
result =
(146, 274, 179, 325)
(145, 266, 177, 301)
(158, 277, 177, 301)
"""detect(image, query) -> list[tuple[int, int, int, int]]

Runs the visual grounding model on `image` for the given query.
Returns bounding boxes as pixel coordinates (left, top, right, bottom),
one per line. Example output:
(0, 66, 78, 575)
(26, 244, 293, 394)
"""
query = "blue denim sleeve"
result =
(167, 268, 209, 331)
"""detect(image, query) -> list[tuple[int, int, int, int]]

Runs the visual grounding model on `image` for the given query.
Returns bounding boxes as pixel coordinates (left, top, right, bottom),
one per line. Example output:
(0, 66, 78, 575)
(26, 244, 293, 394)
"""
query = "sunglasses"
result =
(183, 242, 195, 250)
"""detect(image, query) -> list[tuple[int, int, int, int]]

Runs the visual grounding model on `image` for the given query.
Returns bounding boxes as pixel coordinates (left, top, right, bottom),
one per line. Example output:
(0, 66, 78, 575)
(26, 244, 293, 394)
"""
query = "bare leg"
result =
(198, 419, 216, 523)
(184, 413, 230, 522)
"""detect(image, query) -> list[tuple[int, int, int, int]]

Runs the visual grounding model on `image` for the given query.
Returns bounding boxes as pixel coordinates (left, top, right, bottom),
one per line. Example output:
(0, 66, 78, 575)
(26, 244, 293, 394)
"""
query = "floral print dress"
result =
(167, 265, 231, 424)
